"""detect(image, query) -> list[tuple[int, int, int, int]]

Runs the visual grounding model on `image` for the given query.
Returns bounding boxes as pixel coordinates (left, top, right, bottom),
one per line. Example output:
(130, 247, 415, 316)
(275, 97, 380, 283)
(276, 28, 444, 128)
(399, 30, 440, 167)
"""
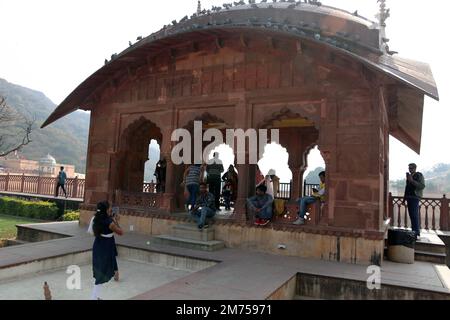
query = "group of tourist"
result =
(181, 152, 238, 229)
(86, 162, 425, 299)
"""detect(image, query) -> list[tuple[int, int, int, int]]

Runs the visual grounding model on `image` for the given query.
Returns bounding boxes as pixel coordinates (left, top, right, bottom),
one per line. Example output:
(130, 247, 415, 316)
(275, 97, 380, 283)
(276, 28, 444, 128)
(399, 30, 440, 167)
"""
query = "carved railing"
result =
(0, 174, 85, 199)
(143, 182, 157, 193)
(115, 190, 162, 210)
(303, 182, 320, 197)
(388, 193, 449, 231)
(278, 183, 291, 200)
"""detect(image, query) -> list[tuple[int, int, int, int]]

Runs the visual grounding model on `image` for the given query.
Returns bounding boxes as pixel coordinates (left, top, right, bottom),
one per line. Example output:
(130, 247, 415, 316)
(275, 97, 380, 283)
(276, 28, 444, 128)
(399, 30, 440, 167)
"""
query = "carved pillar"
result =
(162, 153, 176, 213)
(233, 162, 249, 223)
(290, 167, 302, 201)
(108, 152, 123, 205)
(160, 121, 176, 213)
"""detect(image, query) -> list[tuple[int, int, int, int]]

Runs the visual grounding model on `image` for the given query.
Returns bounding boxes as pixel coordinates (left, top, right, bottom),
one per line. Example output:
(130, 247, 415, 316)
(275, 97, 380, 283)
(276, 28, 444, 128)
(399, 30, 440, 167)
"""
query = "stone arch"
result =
(120, 116, 163, 151)
(116, 116, 163, 192)
(301, 142, 322, 173)
(182, 112, 233, 131)
(257, 106, 320, 131)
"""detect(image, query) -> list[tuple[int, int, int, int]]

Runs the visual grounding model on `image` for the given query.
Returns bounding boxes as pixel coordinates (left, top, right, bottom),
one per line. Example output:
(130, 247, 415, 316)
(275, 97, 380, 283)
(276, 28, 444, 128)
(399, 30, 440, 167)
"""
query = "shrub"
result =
(61, 211, 80, 221)
(0, 196, 58, 220)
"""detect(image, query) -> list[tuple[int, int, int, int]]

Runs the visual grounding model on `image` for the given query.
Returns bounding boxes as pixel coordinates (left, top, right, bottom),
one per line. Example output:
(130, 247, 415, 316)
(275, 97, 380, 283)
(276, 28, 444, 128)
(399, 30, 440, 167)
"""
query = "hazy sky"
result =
(1, 0, 448, 181)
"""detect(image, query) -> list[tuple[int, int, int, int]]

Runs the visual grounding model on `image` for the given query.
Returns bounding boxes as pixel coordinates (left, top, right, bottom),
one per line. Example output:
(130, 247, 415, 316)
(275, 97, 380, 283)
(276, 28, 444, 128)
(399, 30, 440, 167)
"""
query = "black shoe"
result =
(198, 224, 203, 230)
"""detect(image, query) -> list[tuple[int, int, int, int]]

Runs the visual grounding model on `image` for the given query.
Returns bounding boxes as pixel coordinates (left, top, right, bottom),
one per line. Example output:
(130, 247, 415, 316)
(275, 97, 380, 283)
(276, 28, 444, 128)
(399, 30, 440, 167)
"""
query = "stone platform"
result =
(0, 221, 449, 299)
(79, 210, 386, 266)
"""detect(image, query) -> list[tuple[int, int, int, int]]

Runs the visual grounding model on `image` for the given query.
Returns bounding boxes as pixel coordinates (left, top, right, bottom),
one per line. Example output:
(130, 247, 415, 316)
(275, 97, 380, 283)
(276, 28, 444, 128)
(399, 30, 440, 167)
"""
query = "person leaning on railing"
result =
(293, 171, 326, 225)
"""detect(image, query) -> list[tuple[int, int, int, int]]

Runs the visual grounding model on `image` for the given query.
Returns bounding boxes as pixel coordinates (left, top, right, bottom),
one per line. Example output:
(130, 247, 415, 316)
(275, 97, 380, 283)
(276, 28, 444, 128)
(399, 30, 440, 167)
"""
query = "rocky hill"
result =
(0, 78, 89, 173)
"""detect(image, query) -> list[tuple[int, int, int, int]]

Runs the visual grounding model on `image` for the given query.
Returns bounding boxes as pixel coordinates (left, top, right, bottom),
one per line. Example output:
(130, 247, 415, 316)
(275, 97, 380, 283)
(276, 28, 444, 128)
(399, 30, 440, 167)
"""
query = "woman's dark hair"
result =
(319, 171, 326, 177)
(93, 201, 110, 237)
(256, 185, 267, 193)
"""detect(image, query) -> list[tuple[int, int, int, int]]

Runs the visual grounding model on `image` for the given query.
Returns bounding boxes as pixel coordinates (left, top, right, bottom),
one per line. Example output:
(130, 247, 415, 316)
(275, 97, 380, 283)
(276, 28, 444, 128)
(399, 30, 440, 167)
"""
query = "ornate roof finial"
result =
(197, 1, 201, 14)
(376, 0, 392, 53)
(377, 0, 390, 27)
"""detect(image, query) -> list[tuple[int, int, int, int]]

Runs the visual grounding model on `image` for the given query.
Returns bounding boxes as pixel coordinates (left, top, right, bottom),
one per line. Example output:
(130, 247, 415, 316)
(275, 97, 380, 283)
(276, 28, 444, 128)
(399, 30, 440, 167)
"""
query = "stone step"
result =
(415, 241, 446, 254)
(414, 251, 447, 264)
(384, 246, 447, 265)
(6, 239, 29, 246)
(172, 223, 215, 241)
(152, 235, 225, 252)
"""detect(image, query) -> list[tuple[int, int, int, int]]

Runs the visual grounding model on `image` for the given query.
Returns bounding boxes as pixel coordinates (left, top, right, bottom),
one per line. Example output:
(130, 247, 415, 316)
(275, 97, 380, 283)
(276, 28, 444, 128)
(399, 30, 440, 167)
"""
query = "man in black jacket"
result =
(402, 163, 425, 239)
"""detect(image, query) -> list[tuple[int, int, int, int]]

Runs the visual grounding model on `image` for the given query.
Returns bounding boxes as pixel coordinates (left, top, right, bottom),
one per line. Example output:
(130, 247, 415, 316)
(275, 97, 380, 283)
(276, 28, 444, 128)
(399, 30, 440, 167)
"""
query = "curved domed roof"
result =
(39, 154, 56, 165)
(41, 1, 438, 128)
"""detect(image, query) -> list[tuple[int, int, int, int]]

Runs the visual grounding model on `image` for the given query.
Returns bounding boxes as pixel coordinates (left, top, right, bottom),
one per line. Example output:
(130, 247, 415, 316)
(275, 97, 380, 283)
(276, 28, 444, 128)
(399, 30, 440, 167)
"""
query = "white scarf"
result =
(87, 216, 95, 236)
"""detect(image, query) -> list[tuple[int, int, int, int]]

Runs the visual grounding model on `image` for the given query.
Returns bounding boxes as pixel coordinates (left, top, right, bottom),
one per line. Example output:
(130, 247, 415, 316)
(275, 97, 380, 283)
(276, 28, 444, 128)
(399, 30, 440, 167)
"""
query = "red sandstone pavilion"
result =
(42, 2, 438, 265)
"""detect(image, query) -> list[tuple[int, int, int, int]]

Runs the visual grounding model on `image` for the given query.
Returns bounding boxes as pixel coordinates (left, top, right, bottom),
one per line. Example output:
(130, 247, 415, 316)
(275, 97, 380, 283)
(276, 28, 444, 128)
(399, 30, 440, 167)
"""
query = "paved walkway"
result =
(1, 222, 449, 299)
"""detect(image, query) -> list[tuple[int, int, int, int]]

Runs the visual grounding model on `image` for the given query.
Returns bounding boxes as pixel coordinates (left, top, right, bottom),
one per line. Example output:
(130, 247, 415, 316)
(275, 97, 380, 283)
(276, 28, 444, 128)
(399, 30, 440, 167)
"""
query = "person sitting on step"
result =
(293, 171, 326, 225)
(247, 184, 273, 226)
(190, 182, 216, 229)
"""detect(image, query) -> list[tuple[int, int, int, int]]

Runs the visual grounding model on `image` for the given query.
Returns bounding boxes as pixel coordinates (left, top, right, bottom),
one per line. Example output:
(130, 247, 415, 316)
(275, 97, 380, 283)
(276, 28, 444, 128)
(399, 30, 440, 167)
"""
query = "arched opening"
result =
(258, 108, 320, 202)
(257, 142, 292, 199)
(144, 139, 162, 192)
(173, 112, 232, 212)
(206, 143, 236, 212)
(302, 145, 326, 197)
(116, 117, 163, 193)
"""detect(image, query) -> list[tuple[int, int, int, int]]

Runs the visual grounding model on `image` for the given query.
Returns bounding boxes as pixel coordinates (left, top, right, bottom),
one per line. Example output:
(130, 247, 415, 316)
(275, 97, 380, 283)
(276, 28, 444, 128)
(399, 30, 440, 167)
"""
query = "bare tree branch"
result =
(0, 96, 34, 157)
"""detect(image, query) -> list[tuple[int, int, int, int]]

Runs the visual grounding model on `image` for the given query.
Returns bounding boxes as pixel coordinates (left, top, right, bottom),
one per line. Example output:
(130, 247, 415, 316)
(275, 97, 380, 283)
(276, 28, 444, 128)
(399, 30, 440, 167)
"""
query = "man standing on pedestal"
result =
(402, 163, 425, 239)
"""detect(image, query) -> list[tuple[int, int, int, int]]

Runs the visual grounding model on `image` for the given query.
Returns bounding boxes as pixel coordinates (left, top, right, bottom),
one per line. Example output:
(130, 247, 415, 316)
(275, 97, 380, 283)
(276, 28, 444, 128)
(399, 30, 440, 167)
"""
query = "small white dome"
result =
(39, 154, 56, 165)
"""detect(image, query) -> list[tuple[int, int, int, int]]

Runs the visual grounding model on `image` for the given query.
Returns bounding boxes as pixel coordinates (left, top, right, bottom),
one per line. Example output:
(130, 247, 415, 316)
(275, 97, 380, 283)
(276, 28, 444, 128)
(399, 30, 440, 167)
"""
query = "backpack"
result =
(273, 199, 286, 216)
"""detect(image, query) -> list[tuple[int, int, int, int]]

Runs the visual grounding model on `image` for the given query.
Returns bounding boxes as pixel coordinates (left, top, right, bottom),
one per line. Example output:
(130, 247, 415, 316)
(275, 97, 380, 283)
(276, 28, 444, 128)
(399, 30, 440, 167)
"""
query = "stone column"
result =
(233, 161, 249, 223)
(290, 167, 302, 201)
(162, 153, 176, 213)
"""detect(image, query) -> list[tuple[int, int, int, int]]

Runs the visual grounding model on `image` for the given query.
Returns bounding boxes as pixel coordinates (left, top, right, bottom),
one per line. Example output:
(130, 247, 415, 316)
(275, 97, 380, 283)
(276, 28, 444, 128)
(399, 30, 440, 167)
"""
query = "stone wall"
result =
(79, 211, 384, 265)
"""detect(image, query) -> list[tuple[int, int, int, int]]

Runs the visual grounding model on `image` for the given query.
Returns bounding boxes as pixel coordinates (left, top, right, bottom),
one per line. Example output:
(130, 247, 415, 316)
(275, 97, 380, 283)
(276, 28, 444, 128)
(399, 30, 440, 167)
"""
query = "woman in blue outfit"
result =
(90, 201, 123, 300)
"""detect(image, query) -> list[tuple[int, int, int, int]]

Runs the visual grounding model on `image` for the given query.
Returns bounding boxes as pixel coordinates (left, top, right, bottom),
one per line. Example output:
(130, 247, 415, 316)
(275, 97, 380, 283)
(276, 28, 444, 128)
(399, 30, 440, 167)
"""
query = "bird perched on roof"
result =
(385, 45, 398, 55)
(172, 20, 178, 25)
(104, 59, 108, 65)
(129, 41, 132, 47)
(136, 36, 143, 41)
(353, 10, 358, 16)
(180, 15, 189, 22)
(223, 3, 232, 9)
